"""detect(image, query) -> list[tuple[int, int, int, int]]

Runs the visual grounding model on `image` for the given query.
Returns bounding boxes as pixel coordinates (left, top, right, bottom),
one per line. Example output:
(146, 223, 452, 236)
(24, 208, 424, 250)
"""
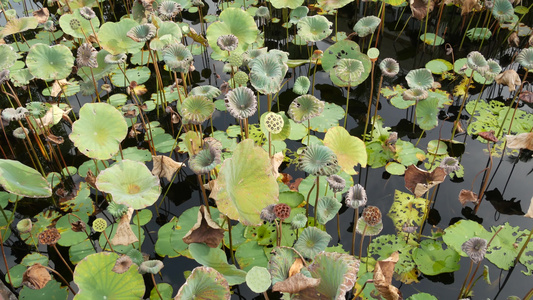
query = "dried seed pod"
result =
(38, 228, 61, 245)
(274, 203, 291, 221)
(362, 206, 382, 226)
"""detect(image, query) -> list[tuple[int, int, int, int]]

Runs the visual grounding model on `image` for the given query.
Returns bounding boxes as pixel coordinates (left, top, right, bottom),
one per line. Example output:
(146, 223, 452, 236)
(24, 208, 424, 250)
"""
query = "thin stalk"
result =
(363, 60, 377, 140)
(313, 176, 319, 226)
(459, 12, 475, 50)
(473, 143, 493, 213)
(451, 73, 474, 139)
(499, 71, 529, 138)
(305, 181, 316, 221)
(358, 225, 368, 260)
(351, 207, 359, 255)
(44, 266, 76, 295)
(102, 230, 116, 253)
(343, 84, 351, 128)
(197, 174, 211, 214)
(51, 244, 74, 275)
(369, 75, 384, 140)
(151, 273, 164, 300)
(227, 216, 236, 265)
(0, 231, 12, 288)
(459, 260, 474, 299)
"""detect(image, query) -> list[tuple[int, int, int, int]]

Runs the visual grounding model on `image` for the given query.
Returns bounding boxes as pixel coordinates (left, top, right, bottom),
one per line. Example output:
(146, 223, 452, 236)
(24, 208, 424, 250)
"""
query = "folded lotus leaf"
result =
(272, 272, 320, 294)
(404, 165, 446, 198)
(182, 205, 224, 248)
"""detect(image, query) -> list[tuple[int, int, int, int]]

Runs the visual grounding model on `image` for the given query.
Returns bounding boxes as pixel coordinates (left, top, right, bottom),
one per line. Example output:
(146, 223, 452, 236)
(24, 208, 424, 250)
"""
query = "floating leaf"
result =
(98, 18, 144, 55)
(189, 243, 247, 285)
(297, 15, 332, 42)
(322, 40, 371, 87)
(0, 159, 51, 198)
(235, 240, 269, 271)
(324, 126, 367, 175)
(388, 190, 427, 235)
(26, 43, 74, 81)
(211, 139, 278, 226)
(294, 227, 331, 259)
(413, 239, 461, 275)
(59, 8, 100, 39)
(466, 28, 492, 41)
(425, 59, 452, 75)
(419, 33, 444, 46)
(175, 266, 231, 300)
(353, 16, 381, 37)
(245, 266, 271, 293)
(316, 196, 342, 225)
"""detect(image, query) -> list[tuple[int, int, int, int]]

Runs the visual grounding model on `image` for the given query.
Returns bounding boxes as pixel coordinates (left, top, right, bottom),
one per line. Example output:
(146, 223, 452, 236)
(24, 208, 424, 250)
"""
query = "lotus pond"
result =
(0, 0, 533, 298)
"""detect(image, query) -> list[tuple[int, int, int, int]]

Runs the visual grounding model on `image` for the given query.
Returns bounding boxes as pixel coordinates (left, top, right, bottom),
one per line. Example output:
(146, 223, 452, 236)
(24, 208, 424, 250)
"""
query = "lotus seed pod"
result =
(461, 237, 487, 264)
(228, 53, 243, 67)
(233, 71, 249, 86)
(274, 203, 291, 221)
(362, 206, 382, 226)
(92, 218, 107, 232)
(38, 228, 61, 245)
(260, 204, 276, 222)
(326, 174, 345, 193)
(264, 112, 284, 134)
(17, 218, 33, 233)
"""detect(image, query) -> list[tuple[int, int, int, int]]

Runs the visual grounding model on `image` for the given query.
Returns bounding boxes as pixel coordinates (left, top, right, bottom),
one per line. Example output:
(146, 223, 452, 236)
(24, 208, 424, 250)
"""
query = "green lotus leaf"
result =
(155, 217, 179, 258)
(59, 8, 100, 39)
(289, 6, 308, 24)
(181, 95, 215, 124)
(368, 234, 418, 280)
(162, 42, 193, 73)
(170, 206, 222, 256)
(20, 210, 61, 247)
(189, 147, 222, 175)
(466, 28, 492, 41)
(288, 94, 325, 123)
(56, 212, 91, 247)
(316, 196, 341, 225)
(298, 143, 340, 176)
(98, 18, 144, 55)
(127, 23, 156, 42)
(425, 59, 452, 75)
(175, 266, 231, 300)
(225, 86, 257, 119)
(407, 293, 438, 300)
(413, 239, 461, 275)
(206, 8, 258, 59)
(9, 68, 34, 87)
(69, 103, 128, 160)
(419, 33, 444, 46)
(297, 15, 332, 42)
(302, 251, 358, 299)
(416, 97, 440, 130)
(246, 266, 271, 293)
(0, 45, 17, 70)
(324, 126, 367, 175)
(73, 252, 145, 299)
(249, 52, 286, 95)
(78, 49, 119, 82)
(405, 68, 433, 90)
(308, 102, 345, 132)
(20, 280, 68, 299)
(316, 0, 353, 11)
(21, 253, 49, 267)
(0, 16, 38, 38)
(294, 227, 331, 259)
(388, 190, 427, 237)
(334, 58, 364, 86)
(110, 66, 151, 87)
(96, 160, 161, 210)
(211, 139, 279, 226)
(189, 243, 247, 286)
(517, 47, 533, 70)
(0, 159, 51, 198)
(492, 0, 514, 22)
(293, 76, 311, 95)
(235, 240, 269, 271)
(190, 85, 221, 99)
(353, 16, 380, 37)
(61, 182, 94, 216)
(268, 247, 302, 284)
(26, 43, 74, 81)
(322, 40, 371, 87)
(6, 264, 24, 288)
(244, 222, 297, 246)
(427, 140, 448, 155)
(270, 0, 303, 9)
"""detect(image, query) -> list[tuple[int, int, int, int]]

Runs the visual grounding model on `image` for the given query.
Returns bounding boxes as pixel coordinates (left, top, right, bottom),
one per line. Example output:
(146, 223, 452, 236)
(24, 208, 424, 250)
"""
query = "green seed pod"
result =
(264, 112, 284, 134)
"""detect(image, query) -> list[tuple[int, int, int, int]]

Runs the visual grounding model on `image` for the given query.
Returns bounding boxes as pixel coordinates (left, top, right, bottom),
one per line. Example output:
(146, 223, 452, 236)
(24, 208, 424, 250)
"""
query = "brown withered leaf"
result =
(478, 130, 498, 143)
(460, 0, 481, 15)
(525, 196, 533, 218)
(288, 258, 305, 277)
(85, 169, 97, 188)
(506, 133, 533, 150)
(495, 69, 521, 92)
(22, 263, 51, 290)
(271, 152, 284, 179)
(519, 91, 533, 103)
(152, 155, 185, 182)
(374, 252, 402, 300)
(508, 32, 520, 47)
(46, 133, 64, 144)
(182, 205, 224, 248)
(459, 189, 478, 206)
(272, 273, 321, 294)
(32, 8, 49, 24)
(404, 165, 446, 198)
(71, 220, 86, 232)
(290, 178, 304, 191)
(410, 0, 434, 20)
(110, 208, 138, 246)
(129, 123, 143, 138)
(280, 173, 293, 186)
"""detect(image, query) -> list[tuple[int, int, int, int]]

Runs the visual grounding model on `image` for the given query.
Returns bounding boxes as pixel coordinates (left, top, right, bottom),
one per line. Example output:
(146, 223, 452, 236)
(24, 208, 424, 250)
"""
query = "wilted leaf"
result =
(458, 189, 478, 206)
(110, 208, 138, 246)
(182, 205, 224, 248)
(404, 165, 446, 197)
(526, 195, 533, 218)
(151, 155, 185, 181)
(373, 252, 402, 300)
(506, 133, 533, 150)
(272, 273, 320, 294)
(495, 69, 521, 92)
(22, 263, 51, 290)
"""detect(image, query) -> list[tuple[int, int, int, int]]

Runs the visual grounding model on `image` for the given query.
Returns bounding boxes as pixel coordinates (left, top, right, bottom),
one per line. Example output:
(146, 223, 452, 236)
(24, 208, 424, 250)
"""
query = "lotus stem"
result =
(465, 82, 488, 131)
(305, 180, 316, 222)
(395, 15, 412, 42)
(89, 68, 102, 102)
(226, 216, 236, 265)
(311, 58, 318, 95)
(197, 174, 211, 214)
(313, 176, 319, 226)
(459, 12, 475, 51)
(363, 60, 377, 140)
(415, 129, 425, 147)
(458, 259, 474, 299)
(500, 2, 533, 48)
(0, 116, 15, 157)
(498, 71, 529, 138)
(267, 94, 272, 112)
(180, 72, 188, 97)
(0, 231, 12, 288)
(102, 230, 116, 253)
(51, 244, 74, 275)
(151, 273, 164, 300)
(433, 0, 445, 48)
(474, 143, 494, 213)
(343, 84, 351, 128)
(307, 119, 311, 146)
(369, 76, 384, 140)
(351, 207, 359, 255)
(268, 131, 271, 157)
(451, 72, 474, 139)
(263, 292, 270, 300)
(358, 224, 368, 260)
(244, 118, 249, 139)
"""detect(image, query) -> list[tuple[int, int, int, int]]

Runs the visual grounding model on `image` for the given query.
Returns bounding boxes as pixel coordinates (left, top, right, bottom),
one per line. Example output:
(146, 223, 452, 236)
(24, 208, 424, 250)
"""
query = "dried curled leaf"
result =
(506, 133, 533, 150)
(525, 195, 533, 218)
(288, 258, 305, 277)
(409, 0, 434, 20)
(22, 263, 51, 290)
(373, 252, 402, 300)
(152, 155, 185, 182)
(110, 207, 138, 246)
(495, 70, 521, 92)
(182, 205, 224, 248)
(404, 165, 446, 198)
(272, 273, 321, 294)
(459, 189, 478, 206)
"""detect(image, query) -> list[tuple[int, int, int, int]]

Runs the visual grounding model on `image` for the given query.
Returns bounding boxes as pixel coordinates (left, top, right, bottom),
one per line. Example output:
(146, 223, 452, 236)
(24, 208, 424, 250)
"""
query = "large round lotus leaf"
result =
(323, 126, 367, 175)
(70, 103, 128, 160)
(158, 20, 183, 41)
(249, 53, 285, 95)
(246, 266, 271, 293)
(0, 159, 51, 198)
(210, 139, 279, 226)
(322, 40, 371, 87)
(78, 49, 119, 82)
(297, 15, 332, 42)
(270, 0, 303, 9)
(316, 0, 353, 11)
(206, 8, 259, 59)
(59, 8, 100, 39)
(353, 16, 381, 37)
(20, 280, 68, 299)
(26, 43, 74, 81)
(175, 266, 230, 300)
(189, 243, 247, 286)
(316, 196, 342, 225)
(96, 160, 161, 210)
(73, 252, 145, 299)
(0, 16, 38, 37)
(98, 18, 144, 55)
(0, 45, 17, 70)
(294, 227, 331, 259)
(412, 239, 460, 276)
(425, 59, 452, 75)
(110, 66, 151, 87)
(415, 97, 440, 130)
